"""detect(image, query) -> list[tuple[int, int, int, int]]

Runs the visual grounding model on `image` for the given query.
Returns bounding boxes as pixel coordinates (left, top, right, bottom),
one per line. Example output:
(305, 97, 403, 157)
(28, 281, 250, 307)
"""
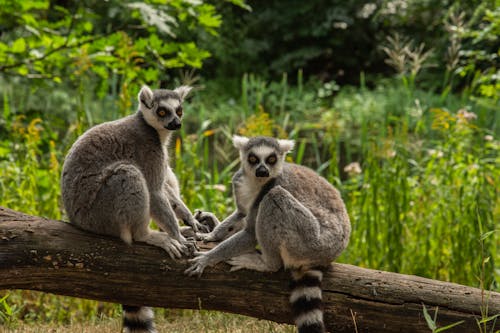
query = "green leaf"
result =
(435, 320, 465, 332)
(197, 4, 222, 29)
(0, 146, 10, 157)
(83, 21, 93, 33)
(163, 58, 183, 68)
(12, 38, 26, 53)
(21, 13, 38, 26)
(143, 67, 158, 82)
(92, 65, 109, 80)
(224, 0, 251, 11)
(160, 42, 180, 54)
(422, 304, 437, 331)
(21, 1, 49, 10)
(481, 230, 496, 240)
(146, 34, 163, 50)
(53, 5, 70, 15)
(17, 66, 28, 76)
(91, 54, 117, 63)
(0, 42, 9, 52)
(478, 314, 499, 324)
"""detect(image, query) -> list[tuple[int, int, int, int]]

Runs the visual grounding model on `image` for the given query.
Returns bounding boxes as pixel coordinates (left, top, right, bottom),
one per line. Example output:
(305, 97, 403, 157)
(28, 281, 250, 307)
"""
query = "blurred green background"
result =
(0, 0, 498, 331)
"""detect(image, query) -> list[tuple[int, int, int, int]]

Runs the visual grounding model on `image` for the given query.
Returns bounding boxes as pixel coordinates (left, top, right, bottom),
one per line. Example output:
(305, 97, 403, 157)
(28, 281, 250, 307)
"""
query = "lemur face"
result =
(233, 136, 294, 180)
(138, 85, 192, 133)
(246, 145, 280, 178)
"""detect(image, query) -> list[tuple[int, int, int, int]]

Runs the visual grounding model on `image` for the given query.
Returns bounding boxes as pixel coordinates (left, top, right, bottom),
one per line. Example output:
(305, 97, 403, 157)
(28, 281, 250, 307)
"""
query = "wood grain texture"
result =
(1, 206, 498, 332)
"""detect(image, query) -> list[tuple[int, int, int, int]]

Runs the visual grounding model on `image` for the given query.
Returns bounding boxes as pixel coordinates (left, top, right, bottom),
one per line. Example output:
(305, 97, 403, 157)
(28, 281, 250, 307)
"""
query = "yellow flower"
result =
(27, 118, 42, 143)
(203, 129, 216, 137)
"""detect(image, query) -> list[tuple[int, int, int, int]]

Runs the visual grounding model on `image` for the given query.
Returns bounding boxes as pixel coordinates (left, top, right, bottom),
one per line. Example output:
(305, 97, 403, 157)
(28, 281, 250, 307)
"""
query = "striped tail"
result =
(289, 269, 325, 333)
(122, 305, 157, 333)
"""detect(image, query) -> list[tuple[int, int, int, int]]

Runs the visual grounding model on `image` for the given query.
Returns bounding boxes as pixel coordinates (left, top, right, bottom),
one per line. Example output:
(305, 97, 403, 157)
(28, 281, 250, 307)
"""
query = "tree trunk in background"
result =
(0, 207, 498, 332)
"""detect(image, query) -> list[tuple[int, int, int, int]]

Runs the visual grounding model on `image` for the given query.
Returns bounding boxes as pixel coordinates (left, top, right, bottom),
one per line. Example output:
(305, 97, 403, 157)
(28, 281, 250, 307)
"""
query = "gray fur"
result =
(186, 135, 351, 274)
(61, 85, 205, 259)
(186, 135, 350, 333)
(193, 170, 246, 242)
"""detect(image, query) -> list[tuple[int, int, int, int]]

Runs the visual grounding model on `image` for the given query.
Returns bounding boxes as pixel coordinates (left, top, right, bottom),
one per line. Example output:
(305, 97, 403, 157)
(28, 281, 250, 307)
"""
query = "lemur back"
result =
(260, 163, 350, 265)
(62, 113, 162, 235)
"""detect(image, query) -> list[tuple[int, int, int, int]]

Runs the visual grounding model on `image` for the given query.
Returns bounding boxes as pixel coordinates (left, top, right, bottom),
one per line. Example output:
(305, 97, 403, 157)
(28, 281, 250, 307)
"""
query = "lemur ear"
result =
(233, 135, 249, 150)
(139, 85, 154, 109)
(174, 85, 193, 101)
(278, 139, 295, 154)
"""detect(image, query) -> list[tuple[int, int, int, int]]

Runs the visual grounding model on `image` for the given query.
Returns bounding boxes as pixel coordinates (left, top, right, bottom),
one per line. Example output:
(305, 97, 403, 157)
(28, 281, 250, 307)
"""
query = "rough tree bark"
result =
(0, 207, 498, 332)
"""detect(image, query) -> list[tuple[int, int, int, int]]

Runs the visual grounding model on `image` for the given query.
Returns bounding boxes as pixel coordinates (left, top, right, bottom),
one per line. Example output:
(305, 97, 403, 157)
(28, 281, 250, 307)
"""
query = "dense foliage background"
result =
(0, 0, 498, 331)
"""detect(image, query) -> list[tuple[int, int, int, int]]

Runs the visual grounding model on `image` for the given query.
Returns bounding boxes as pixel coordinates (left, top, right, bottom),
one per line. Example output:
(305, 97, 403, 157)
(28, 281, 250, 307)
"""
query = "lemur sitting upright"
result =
(61, 85, 209, 333)
(186, 135, 351, 333)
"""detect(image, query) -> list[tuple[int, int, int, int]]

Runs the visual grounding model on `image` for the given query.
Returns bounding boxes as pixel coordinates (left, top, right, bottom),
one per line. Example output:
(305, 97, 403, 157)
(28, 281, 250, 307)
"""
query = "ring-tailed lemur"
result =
(186, 136, 351, 333)
(61, 85, 209, 333)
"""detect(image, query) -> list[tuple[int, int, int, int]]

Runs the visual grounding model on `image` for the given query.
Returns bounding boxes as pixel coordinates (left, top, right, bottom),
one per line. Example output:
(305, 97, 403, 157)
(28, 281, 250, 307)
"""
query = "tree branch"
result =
(0, 206, 498, 332)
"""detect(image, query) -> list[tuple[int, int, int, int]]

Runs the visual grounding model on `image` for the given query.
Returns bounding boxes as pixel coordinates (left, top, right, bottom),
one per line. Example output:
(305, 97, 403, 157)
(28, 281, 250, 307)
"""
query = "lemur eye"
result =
(157, 108, 167, 117)
(248, 154, 259, 165)
(176, 106, 183, 117)
(266, 154, 277, 165)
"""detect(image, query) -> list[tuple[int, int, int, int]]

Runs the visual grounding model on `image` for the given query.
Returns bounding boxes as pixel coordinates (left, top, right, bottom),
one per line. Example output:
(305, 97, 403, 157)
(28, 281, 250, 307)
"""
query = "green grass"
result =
(0, 75, 498, 329)
(0, 309, 293, 333)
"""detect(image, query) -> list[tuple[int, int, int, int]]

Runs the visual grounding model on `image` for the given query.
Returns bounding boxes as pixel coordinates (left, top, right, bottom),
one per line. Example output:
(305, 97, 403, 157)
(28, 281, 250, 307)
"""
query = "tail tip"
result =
(122, 305, 157, 333)
(290, 269, 325, 333)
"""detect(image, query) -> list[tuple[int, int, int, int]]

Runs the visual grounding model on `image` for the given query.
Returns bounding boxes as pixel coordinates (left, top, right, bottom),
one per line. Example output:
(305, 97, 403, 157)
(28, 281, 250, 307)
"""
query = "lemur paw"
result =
(184, 251, 210, 277)
(185, 217, 211, 233)
(182, 216, 202, 233)
(180, 226, 195, 238)
(196, 221, 212, 233)
(180, 236, 198, 256)
(226, 253, 268, 272)
(226, 256, 251, 271)
(194, 210, 220, 231)
(195, 232, 219, 243)
(162, 238, 186, 260)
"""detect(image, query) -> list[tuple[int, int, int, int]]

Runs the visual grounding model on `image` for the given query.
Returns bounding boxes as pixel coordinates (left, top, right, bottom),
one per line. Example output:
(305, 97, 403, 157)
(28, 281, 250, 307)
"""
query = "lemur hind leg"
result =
(255, 186, 328, 333)
(134, 228, 186, 259)
(92, 163, 185, 258)
(90, 163, 150, 243)
(255, 185, 322, 269)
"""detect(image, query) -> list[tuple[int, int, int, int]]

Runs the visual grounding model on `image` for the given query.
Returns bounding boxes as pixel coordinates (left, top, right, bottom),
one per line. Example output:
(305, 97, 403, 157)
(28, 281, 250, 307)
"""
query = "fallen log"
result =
(0, 206, 498, 332)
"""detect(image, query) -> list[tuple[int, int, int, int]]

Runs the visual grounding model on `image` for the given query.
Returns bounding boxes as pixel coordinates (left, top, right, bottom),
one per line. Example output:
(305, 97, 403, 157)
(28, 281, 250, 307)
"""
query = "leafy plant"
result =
(422, 304, 465, 332)
(478, 230, 500, 333)
(382, 33, 434, 90)
(455, 3, 500, 102)
(2, 0, 499, 331)
(0, 294, 21, 326)
(0, 0, 223, 80)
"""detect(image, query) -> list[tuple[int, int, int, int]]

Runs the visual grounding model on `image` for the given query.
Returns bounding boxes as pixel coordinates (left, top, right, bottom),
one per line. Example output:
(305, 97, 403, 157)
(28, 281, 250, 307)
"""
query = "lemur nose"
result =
(166, 119, 181, 130)
(255, 165, 269, 177)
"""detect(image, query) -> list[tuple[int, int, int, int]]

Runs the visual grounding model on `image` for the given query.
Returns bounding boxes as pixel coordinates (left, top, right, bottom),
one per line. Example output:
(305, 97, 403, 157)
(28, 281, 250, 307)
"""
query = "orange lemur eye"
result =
(266, 154, 277, 165)
(176, 106, 183, 117)
(248, 154, 259, 165)
(157, 108, 167, 117)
